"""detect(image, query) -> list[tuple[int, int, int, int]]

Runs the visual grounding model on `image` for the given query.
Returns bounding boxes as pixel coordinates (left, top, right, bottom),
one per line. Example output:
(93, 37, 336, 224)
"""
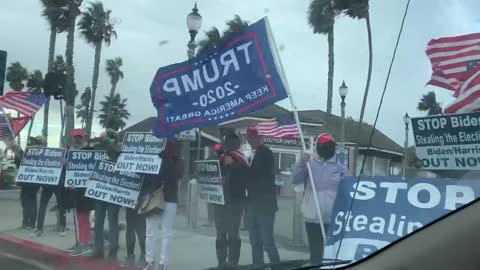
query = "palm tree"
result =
(6, 62, 28, 91)
(336, 0, 371, 125)
(26, 70, 45, 140)
(197, 15, 248, 55)
(75, 87, 91, 128)
(97, 94, 130, 131)
(78, 1, 117, 139)
(105, 57, 124, 124)
(418, 91, 443, 115)
(40, 0, 69, 141)
(63, 0, 82, 146)
(307, 0, 341, 115)
(6, 62, 28, 145)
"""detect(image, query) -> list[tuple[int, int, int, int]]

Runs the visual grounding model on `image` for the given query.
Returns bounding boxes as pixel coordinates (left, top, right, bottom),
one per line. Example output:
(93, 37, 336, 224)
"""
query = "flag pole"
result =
(265, 18, 326, 241)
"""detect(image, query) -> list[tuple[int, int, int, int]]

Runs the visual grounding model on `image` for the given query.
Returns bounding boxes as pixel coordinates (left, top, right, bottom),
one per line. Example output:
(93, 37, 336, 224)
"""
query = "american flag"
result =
(256, 113, 300, 138)
(445, 68, 480, 114)
(426, 33, 480, 94)
(0, 111, 14, 146)
(0, 91, 48, 117)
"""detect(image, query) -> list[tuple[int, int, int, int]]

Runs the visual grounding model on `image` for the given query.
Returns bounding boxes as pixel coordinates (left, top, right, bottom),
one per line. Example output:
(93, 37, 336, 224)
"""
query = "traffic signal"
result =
(0, 50, 6, 96)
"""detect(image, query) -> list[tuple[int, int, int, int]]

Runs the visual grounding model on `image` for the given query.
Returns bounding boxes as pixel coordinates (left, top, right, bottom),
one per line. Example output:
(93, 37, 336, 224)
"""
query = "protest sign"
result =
(86, 160, 144, 208)
(412, 112, 480, 170)
(149, 18, 288, 137)
(195, 160, 224, 205)
(65, 150, 108, 188)
(324, 176, 480, 262)
(16, 147, 66, 186)
(115, 132, 166, 174)
(264, 137, 311, 148)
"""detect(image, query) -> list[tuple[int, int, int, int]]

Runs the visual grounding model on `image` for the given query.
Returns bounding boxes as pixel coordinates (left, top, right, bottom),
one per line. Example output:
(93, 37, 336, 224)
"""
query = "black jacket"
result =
(246, 145, 278, 212)
(220, 152, 248, 204)
(142, 151, 183, 203)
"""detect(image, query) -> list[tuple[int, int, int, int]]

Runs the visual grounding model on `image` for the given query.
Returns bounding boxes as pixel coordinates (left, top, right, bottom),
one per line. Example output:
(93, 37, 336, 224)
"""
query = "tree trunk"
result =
(43, 26, 56, 141)
(27, 117, 35, 143)
(105, 81, 117, 128)
(59, 100, 64, 147)
(63, 3, 78, 147)
(326, 25, 334, 115)
(85, 42, 102, 139)
(352, 15, 373, 176)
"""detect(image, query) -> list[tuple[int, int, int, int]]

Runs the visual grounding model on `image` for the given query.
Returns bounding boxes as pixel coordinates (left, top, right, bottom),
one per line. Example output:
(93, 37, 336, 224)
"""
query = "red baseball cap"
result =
(317, 133, 335, 144)
(69, 128, 86, 138)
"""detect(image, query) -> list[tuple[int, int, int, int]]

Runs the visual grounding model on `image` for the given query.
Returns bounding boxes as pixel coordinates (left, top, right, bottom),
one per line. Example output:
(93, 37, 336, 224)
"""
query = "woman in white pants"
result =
(143, 138, 182, 270)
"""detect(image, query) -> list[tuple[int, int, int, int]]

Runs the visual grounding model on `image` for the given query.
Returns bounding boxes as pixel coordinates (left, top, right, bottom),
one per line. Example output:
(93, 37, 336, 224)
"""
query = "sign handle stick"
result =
(265, 18, 326, 241)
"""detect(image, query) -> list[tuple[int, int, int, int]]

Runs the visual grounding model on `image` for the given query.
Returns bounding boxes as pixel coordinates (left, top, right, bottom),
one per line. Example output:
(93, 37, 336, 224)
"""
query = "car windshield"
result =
(0, 0, 479, 269)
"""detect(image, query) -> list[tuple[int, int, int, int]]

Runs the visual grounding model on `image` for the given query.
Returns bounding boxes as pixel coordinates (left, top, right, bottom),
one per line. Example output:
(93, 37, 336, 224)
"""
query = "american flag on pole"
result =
(0, 91, 48, 117)
(0, 110, 14, 146)
(426, 33, 480, 94)
(256, 113, 300, 138)
(444, 68, 480, 114)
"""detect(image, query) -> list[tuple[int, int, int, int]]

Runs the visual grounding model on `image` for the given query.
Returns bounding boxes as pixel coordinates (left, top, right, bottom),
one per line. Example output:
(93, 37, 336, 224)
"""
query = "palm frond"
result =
(77, 1, 117, 45)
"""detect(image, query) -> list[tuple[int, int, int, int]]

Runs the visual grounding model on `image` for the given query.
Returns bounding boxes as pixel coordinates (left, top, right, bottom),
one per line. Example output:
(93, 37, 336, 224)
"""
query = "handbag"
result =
(138, 187, 165, 215)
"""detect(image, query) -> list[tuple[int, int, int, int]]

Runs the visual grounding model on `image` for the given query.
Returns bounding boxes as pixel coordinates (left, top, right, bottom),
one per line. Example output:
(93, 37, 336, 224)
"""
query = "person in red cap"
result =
(293, 133, 346, 264)
(245, 126, 280, 266)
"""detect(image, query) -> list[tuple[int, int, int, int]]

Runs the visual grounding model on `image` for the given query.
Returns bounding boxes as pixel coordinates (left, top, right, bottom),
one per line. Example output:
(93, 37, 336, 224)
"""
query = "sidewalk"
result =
(0, 190, 308, 270)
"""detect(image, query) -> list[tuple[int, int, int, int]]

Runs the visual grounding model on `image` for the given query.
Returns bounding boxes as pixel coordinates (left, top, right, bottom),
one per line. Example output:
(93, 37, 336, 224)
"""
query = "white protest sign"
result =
(86, 160, 144, 208)
(16, 147, 67, 186)
(65, 150, 108, 188)
(411, 112, 480, 170)
(195, 160, 224, 205)
(115, 132, 166, 174)
(179, 129, 197, 141)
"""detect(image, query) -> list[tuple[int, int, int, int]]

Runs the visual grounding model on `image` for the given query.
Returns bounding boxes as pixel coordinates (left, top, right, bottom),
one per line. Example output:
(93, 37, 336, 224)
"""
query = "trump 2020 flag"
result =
(150, 17, 288, 137)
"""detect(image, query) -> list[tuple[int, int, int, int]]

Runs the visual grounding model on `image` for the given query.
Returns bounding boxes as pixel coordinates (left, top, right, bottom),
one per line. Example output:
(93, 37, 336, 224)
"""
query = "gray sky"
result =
(0, 0, 478, 146)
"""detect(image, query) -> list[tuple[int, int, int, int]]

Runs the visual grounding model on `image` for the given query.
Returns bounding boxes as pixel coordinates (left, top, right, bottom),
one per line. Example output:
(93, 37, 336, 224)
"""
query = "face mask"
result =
(107, 137, 116, 144)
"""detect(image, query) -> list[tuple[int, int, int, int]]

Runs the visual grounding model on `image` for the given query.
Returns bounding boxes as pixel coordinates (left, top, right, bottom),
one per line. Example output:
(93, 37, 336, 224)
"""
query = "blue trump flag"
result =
(324, 176, 480, 262)
(149, 18, 288, 137)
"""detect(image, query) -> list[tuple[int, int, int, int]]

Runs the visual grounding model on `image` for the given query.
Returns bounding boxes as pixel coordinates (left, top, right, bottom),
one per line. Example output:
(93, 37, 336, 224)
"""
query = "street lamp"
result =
(186, 3, 202, 59)
(403, 113, 410, 178)
(339, 81, 348, 166)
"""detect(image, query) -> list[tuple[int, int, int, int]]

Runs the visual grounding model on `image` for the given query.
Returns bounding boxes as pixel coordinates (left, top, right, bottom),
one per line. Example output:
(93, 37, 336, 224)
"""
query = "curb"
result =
(0, 233, 135, 270)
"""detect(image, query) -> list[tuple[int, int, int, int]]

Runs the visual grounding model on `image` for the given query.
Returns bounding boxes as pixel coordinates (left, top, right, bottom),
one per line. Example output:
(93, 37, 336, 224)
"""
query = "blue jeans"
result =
(246, 206, 280, 265)
(94, 201, 120, 253)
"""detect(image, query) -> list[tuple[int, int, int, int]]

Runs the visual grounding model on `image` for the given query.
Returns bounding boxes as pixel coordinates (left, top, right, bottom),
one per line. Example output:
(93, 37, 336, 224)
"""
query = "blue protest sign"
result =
(85, 160, 144, 208)
(16, 147, 67, 186)
(324, 176, 480, 262)
(149, 18, 288, 137)
(65, 150, 108, 188)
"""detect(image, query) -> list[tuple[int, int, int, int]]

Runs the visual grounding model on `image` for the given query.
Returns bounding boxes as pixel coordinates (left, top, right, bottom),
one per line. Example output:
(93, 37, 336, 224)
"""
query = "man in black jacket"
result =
(245, 127, 280, 266)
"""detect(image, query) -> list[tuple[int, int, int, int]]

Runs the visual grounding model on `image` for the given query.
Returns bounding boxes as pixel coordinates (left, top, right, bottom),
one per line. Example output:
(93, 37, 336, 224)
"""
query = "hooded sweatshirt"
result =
(293, 157, 346, 224)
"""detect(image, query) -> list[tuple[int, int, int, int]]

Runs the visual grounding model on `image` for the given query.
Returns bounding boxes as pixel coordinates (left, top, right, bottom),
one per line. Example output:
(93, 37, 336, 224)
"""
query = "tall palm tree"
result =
(40, 0, 69, 141)
(78, 1, 117, 139)
(97, 94, 130, 131)
(75, 87, 91, 128)
(6, 62, 28, 145)
(418, 91, 443, 115)
(308, 0, 340, 115)
(63, 0, 82, 146)
(105, 57, 124, 123)
(51, 55, 67, 145)
(197, 15, 248, 55)
(26, 70, 45, 140)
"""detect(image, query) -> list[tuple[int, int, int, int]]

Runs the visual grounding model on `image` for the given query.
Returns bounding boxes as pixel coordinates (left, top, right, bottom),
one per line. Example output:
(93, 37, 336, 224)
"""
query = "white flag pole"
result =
(265, 18, 326, 241)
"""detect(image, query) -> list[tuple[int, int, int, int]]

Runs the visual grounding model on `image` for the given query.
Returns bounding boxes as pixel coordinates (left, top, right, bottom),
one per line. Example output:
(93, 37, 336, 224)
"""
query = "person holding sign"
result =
(142, 138, 182, 270)
(66, 129, 96, 257)
(215, 134, 248, 268)
(293, 133, 346, 264)
(89, 129, 121, 262)
(245, 127, 280, 266)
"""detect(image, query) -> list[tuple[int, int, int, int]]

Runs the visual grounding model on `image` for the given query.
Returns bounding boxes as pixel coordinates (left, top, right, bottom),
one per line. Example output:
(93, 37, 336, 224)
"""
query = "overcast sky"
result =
(0, 0, 478, 147)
